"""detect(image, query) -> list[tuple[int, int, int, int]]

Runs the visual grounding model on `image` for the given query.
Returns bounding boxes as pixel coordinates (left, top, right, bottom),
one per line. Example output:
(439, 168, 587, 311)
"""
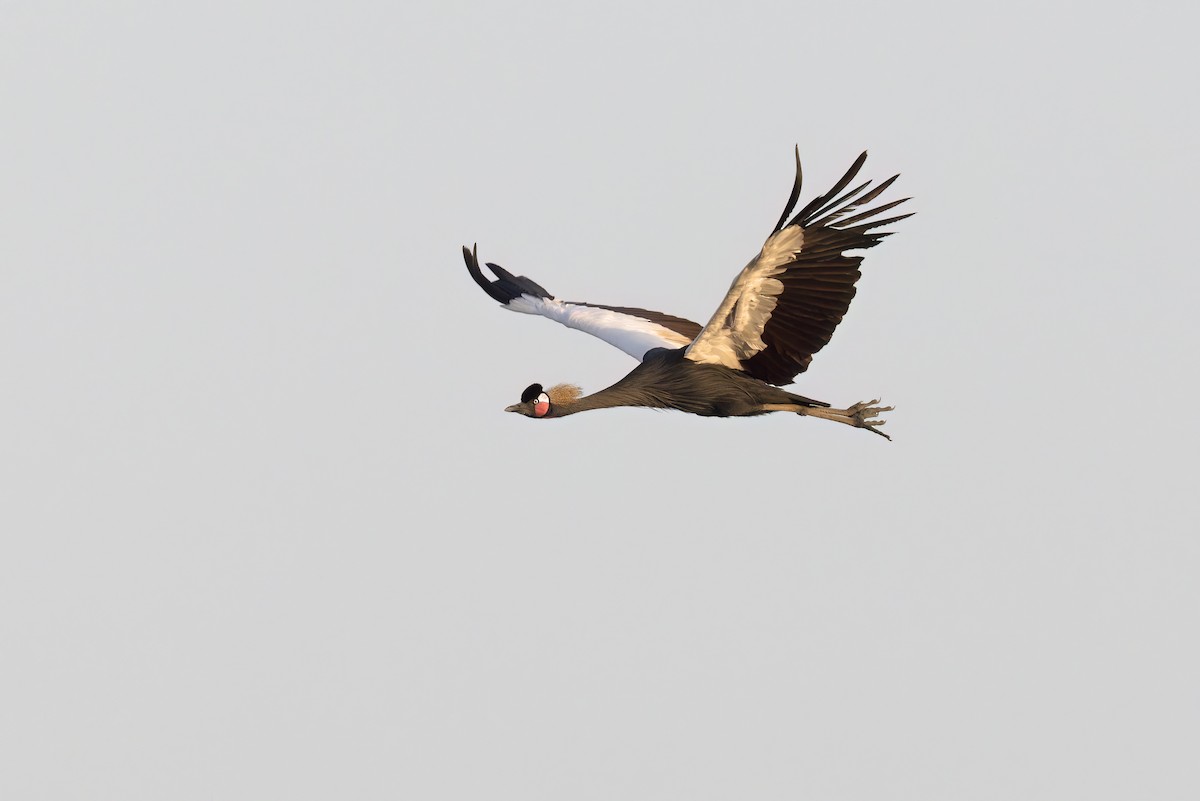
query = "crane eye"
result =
(533, 392, 551, 417)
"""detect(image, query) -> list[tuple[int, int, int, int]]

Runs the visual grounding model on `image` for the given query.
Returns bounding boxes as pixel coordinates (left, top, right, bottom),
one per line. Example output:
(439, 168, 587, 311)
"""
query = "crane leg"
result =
(762, 399, 893, 439)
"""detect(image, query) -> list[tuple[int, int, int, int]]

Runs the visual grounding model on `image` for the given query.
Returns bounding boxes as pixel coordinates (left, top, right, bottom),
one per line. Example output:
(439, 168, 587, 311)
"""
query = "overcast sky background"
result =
(3, 1, 1198, 799)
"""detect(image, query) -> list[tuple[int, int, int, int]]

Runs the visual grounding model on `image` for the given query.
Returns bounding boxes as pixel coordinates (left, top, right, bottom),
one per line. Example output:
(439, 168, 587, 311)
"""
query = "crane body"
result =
(464, 149, 910, 439)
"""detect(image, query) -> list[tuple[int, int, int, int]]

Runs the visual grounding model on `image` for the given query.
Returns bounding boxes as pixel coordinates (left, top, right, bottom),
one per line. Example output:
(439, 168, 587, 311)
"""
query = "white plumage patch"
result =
(505, 295, 692, 361)
(685, 225, 803, 370)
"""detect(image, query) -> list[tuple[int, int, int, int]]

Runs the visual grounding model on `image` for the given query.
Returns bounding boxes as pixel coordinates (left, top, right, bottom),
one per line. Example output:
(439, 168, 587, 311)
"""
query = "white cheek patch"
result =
(534, 393, 551, 417)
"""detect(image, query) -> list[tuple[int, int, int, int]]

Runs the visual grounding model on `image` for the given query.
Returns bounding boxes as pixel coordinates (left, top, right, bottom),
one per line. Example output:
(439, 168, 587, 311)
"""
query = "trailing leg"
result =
(802, 399, 893, 439)
(762, 399, 893, 439)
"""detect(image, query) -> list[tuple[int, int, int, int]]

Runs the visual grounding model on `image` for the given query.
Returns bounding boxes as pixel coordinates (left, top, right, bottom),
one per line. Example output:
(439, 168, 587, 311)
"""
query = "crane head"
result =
(505, 383, 550, 417)
(505, 382, 582, 418)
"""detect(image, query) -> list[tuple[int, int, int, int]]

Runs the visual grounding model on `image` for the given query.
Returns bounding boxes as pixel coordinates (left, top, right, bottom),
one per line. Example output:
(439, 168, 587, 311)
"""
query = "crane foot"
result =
(845, 399, 893, 440)
(794, 398, 893, 439)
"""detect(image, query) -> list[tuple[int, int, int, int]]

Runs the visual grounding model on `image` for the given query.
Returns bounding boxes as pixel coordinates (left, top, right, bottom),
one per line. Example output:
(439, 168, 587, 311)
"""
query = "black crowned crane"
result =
(463, 149, 910, 439)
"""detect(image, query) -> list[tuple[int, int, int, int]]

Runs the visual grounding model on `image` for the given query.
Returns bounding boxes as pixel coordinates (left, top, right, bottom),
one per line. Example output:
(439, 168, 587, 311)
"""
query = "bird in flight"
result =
(463, 149, 910, 439)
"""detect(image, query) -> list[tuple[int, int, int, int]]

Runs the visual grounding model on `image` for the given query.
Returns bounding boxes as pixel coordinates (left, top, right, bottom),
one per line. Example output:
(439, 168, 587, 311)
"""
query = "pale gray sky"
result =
(3, 1, 1198, 799)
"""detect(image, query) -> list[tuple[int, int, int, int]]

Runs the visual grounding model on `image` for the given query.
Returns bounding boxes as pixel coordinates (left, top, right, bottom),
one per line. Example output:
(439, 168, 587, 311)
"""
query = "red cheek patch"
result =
(534, 400, 550, 417)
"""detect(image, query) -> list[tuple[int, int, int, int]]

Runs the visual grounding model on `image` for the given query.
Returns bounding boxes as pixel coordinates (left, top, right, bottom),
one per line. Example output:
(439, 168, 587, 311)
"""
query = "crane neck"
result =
(548, 383, 652, 417)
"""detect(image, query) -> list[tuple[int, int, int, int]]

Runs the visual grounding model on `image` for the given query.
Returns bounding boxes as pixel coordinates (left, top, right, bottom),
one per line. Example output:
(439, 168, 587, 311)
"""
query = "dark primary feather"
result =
(772, 147, 804, 233)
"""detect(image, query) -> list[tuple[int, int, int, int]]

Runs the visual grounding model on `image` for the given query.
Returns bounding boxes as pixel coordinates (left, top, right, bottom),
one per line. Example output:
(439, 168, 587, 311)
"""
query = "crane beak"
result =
(504, 403, 523, 413)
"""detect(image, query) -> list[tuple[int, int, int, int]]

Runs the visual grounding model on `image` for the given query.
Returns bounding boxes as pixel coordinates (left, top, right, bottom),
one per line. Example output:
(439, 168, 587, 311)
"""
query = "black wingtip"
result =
(787, 150, 871, 228)
(463, 243, 511, 304)
(461, 243, 555, 304)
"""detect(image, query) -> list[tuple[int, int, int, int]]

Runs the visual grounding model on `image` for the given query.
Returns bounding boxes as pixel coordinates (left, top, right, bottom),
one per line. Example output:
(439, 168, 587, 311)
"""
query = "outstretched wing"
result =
(462, 245, 702, 361)
(685, 149, 911, 385)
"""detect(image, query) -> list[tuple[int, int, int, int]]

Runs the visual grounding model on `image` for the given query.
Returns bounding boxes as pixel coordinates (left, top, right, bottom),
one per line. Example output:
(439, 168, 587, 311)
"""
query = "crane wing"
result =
(463, 245, 701, 361)
(685, 150, 911, 385)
